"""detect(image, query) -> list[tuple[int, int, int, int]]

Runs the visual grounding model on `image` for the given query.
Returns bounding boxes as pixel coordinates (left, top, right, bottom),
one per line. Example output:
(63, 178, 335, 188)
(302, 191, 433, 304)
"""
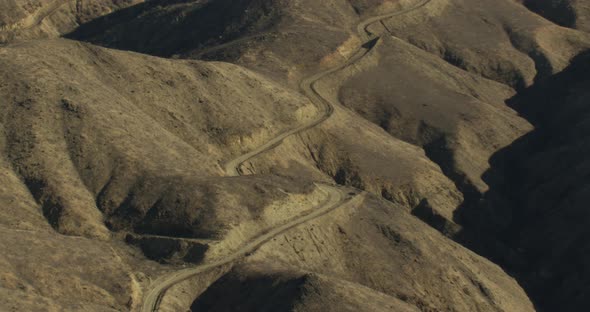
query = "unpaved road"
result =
(191, 33, 273, 59)
(222, 36, 370, 175)
(140, 184, 348, 312)
(224, 0, 431, 176)
(21, 0, 69, 30)
(0, 0, 69, 33)
(143, 1, 432, 311)
(357, 0, 431, 41)
(128, 233, 215, 245)
(191, 34, 265, 59)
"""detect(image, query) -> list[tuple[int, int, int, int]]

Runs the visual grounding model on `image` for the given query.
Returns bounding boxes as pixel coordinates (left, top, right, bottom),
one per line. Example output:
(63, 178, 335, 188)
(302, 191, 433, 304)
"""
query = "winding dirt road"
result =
(221, 35, 371, 175)
(223, 0, 431, 176)
(143, 1, 431, 311)
(141, 184, 348, 312)
(357, 0, 432, 41)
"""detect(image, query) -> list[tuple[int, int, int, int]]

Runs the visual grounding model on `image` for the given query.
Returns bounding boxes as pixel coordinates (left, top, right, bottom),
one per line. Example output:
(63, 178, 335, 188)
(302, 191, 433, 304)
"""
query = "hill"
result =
(1, 0, 589, 311)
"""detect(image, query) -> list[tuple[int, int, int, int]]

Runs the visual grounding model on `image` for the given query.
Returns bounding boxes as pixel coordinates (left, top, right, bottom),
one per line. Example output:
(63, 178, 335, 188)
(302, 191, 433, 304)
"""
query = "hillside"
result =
(1, 0, 589, 311)
(0, 0, 144, 43)
(480, 52, 590, 311)
(524, 0, 590, 32)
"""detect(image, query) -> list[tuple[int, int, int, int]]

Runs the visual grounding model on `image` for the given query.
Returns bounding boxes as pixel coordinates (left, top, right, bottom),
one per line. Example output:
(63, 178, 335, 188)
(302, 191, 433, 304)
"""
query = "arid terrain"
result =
(0, 0, 589, 311)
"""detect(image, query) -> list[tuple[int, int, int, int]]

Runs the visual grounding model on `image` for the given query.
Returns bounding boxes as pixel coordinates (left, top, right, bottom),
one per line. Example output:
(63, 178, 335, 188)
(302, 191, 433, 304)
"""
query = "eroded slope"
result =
(380, 0, 590, 88)
(0, 38, 319, 238)
(469, 52, 590, 312)
(190, 194, 534, 311)
(1, 0, 588, 311)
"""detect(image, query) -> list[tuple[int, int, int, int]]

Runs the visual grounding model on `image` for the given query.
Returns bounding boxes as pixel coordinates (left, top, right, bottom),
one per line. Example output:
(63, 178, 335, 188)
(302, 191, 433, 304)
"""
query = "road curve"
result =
(222, 38, 371, 176)
(144, 0, 432, 311)
(223, 0, 431, 176)
(141, 184, 348, 312)
(357, 0, 431, 41)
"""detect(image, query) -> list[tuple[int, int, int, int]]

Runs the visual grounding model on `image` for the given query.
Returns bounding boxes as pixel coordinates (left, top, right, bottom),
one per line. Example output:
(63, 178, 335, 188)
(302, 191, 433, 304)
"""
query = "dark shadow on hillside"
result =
(452, 50, 590, 312)
(191, 268, 306, 312)
(523, 0, 577, 29)
(66, 0, 281, 58)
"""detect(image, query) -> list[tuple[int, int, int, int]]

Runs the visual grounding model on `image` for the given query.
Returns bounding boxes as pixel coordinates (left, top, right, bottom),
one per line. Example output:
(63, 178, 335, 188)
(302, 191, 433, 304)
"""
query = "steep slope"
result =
(313, 0, 590, 235)
(0, 0, 144, 43)
(69, 0, 590, 90)
(334, 35, 530, 211)
(0, 224, 157, 311)
(2, 0, 589, 311)
(67, 0, 367, 85)
(70, 0, 472, 228)
(68, 0, 590, 218)
(0, 38, 319, 238)
(0, 35, 476, 311)
(189, 194, 534, 312)
(191, 266, 420, 312)
(523, 0, 590, 32)
(380, 0, 590, 88)
(464, 52, 590, 312)
(0, 37, 329, 310)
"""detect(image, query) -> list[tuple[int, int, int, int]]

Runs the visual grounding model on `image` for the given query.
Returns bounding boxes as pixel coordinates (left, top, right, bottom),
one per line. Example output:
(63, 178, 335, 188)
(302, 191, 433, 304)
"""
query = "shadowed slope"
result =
(0, 39, 318, 238)
(523, 0, 590, 32)
(461, 52, 590, 312)
(0, 0, 144, 43)
(192, 194, 534, 312)
(381, 0, 590, 88)
(2, 0, 588, 311)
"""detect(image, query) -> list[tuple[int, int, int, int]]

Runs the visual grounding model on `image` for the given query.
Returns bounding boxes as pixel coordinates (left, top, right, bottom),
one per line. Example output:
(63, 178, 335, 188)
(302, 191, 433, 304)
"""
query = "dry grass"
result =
(1, 0, 589, 311)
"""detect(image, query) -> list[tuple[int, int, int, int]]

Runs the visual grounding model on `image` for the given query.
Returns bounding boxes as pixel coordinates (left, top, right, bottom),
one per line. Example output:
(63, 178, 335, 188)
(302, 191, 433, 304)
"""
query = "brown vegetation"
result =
(1, 0, 589, 311)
